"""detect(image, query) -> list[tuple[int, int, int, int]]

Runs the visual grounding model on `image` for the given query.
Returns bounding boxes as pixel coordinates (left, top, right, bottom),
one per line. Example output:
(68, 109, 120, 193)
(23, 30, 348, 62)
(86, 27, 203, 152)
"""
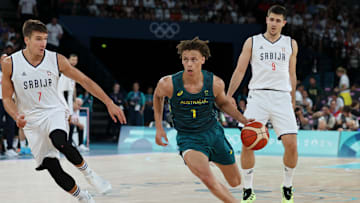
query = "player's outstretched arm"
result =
(57, 54, 126, 124)
(226, 37, 252, 98)
(153, 76, 173, 146)
(214, 76, 254, 125)
(289, 39, 298, 109)
(1, 56, 27, 128)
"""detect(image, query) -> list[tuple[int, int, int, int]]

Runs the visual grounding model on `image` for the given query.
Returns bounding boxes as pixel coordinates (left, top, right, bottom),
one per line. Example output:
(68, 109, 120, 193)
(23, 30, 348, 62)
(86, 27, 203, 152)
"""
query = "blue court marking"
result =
(320, 162, 360, 169)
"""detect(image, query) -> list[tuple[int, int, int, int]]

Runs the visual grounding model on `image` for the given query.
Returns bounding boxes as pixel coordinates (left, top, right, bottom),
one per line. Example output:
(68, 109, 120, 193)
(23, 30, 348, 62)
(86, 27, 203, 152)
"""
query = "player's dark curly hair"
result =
(176, 37, 211, 60)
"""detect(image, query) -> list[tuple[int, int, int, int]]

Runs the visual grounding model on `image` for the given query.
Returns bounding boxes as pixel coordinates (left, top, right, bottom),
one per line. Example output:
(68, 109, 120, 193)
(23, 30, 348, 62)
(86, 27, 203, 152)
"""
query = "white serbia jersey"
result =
(249, 34, 293, 92)
(11, 50, 68, 122)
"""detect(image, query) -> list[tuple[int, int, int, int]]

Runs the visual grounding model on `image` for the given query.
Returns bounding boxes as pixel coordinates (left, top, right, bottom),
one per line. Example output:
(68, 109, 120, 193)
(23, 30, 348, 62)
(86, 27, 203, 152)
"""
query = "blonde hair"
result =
(336, 67, 347, 74)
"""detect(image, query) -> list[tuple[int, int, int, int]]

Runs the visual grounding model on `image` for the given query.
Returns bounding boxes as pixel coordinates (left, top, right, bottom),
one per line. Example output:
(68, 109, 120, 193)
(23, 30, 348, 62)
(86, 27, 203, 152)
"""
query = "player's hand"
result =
(106, 102, 127, 124)
(16, 114, 27, 128)
(238, 116, 255, 125)
(155, 128, 168, 146)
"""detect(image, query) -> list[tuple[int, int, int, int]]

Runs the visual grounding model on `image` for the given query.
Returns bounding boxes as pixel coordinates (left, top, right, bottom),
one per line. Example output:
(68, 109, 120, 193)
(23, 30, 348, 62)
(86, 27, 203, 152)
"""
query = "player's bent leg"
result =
(213, 162, 241, 187)
(183, 150, 237, 203)
(49, 129, 112, 195)
(281, 134, 297, 203)
(36, 157, 95, 202)
(49, 129, 83, 165)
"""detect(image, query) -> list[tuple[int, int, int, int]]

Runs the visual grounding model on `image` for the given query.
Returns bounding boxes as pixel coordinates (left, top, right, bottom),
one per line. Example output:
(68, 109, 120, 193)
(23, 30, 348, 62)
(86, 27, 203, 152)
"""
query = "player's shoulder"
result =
(212, 74, 225, 89)
(157, 75, 173, 88)
(242, 36, 254, 50)
(0, 55, 13, 76)
(156, 75, 173, 97)
(1, 55, 12, 64)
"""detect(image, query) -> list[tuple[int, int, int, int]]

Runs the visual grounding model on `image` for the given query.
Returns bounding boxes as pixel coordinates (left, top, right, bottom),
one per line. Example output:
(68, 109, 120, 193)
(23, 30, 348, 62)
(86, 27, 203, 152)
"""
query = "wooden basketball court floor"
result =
(0, 150, 359, 202)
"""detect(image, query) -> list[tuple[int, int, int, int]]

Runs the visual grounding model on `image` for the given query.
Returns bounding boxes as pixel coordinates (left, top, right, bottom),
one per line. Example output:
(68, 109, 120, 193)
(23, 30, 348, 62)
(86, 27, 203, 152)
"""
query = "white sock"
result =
(242, 168, 254, 189)
(13, 138, 19, 149)
(283, 166, 295, 188)
(77, 161, 92, 176)
(71, 185, 81, 198)
(3, 140, 8, 149)
(20, 140, 26, 148)
(76, 189, 89, 200)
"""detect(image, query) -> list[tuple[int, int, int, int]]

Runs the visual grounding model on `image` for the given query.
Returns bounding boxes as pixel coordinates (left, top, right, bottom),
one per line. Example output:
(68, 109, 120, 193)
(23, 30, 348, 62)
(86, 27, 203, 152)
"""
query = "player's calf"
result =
(49, 129, 111, 195)
(36, 157, 94, 202)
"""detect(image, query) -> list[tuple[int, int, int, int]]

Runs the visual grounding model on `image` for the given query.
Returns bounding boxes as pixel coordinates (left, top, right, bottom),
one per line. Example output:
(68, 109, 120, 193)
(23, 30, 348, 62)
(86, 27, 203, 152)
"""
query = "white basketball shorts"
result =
(243, 89, 297, 139)
(23, 110, 69, 166)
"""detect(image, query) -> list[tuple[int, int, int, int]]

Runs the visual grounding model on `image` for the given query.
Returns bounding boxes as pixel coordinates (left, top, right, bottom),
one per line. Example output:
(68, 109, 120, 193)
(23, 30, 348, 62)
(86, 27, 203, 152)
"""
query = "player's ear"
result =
(283, 19, 287, 26)
(24, 36, 30, 45)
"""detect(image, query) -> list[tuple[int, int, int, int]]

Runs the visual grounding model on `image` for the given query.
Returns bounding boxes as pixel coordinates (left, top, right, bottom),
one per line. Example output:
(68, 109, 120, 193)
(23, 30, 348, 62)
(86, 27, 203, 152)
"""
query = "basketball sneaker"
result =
(5, 149, 18, 157)
(78, 190, 95, 203)
(281, 185, 294, 203)
(79, 144, 90, 152)
(241, 188, 256, 203)
(19, 147, 32, 155)
(85, 170, 112, 194)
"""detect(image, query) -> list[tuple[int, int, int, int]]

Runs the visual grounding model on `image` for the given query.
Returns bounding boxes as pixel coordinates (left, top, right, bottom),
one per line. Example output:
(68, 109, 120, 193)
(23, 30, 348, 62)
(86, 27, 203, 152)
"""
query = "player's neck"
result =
(263, 32, 281, 42)
(23, 48, 44, 63)
(183, 70, 203, 85)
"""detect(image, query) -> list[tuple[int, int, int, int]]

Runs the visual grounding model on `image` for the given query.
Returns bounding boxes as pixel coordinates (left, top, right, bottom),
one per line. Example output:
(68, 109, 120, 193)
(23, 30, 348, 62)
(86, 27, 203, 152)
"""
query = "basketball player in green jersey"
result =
(154, 37, 253, 203)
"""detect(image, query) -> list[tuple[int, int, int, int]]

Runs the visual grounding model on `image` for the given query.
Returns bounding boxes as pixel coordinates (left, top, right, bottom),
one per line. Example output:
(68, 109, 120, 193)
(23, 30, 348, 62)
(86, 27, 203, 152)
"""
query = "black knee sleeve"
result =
(38, 157, 76, 191)
(49, 129, 83, 165)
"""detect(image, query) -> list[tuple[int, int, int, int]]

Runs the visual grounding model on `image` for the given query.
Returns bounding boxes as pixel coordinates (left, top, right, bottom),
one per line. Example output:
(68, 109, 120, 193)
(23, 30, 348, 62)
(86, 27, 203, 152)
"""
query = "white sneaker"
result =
(78, 190, 95, 203)
(5, 149, 18, 157)
(85, 170, 112, 194)
(79, 144, 90, 152)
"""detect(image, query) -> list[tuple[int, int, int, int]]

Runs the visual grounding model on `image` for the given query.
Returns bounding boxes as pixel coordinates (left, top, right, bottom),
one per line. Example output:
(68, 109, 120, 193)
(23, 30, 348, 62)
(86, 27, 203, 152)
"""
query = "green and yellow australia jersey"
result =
(170, 70, 217, 133)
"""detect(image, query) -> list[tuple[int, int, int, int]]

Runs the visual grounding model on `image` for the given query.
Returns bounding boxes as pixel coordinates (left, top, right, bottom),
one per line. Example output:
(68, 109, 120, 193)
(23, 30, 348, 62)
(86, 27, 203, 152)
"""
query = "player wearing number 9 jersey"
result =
(227, 5, 298, 203)
(154, 37, 253, 203)
(1, 19, 126, 202)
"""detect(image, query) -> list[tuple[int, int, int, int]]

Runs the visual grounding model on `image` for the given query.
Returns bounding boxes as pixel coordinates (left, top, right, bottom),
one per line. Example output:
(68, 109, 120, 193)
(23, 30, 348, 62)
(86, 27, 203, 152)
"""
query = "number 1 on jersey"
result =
(191, 109, 196, 119)
(38, 91, 42, 102)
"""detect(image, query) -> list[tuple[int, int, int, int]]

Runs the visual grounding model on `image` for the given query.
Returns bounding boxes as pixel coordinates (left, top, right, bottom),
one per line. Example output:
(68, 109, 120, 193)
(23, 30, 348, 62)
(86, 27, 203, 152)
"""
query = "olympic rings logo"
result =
(149, 22, 180, 39)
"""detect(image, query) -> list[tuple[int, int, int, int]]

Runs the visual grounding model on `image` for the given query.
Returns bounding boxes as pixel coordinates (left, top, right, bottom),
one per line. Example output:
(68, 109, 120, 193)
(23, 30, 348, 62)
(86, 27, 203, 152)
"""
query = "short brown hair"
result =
(267, 5, 287, 18)
(176, 37, 211, 60)
(22, 19, 47, 37)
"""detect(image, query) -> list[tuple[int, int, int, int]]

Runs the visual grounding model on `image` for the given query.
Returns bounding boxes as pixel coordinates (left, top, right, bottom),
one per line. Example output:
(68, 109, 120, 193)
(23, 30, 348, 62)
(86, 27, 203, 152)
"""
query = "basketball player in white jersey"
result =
(1, 19, 126, 203)
(58, 53, 78, 115)
(227, 5, 298, 203)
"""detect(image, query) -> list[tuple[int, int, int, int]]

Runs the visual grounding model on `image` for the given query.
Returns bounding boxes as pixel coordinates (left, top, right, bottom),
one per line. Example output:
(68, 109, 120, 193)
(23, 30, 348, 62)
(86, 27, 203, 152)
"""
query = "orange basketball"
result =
(241, 121, 270, 150)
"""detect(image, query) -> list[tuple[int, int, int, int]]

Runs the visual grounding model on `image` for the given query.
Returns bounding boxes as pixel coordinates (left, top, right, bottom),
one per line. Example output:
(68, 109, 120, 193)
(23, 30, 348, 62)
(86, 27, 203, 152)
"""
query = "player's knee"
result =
(228, 176, 241, 187)
(283, 140, 297, 153)
(198, 173, 215, 188)
(49, 129, 69, 152)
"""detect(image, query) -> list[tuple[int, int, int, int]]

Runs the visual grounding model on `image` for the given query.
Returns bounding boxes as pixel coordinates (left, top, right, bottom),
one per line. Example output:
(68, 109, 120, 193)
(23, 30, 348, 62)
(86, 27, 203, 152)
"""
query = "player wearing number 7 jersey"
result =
(1, 19, 126, 203)
(154, 37, 253, 203)
(226, 5, 298, 203)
